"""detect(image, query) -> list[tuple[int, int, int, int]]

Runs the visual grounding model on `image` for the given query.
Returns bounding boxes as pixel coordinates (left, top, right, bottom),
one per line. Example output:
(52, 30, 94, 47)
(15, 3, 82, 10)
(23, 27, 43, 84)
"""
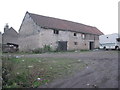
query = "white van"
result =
(99, 33, 120, 50)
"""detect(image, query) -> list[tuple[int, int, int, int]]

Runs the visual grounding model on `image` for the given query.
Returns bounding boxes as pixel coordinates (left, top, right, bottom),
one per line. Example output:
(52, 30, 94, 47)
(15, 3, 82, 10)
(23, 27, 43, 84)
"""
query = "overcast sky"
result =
(0, 0, 119, 35)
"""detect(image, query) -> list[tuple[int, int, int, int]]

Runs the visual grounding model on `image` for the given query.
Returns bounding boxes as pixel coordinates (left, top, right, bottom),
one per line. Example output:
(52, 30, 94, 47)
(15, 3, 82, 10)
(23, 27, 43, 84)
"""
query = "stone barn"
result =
(2, 24, 19, 52)
(19, 12, 103, 51)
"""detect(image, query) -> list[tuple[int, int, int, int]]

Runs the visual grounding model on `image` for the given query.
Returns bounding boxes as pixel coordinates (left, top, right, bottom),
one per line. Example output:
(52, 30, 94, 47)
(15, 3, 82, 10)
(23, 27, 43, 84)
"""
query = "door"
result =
(57, 41, 67, 51)
(89, 42, 94, 50)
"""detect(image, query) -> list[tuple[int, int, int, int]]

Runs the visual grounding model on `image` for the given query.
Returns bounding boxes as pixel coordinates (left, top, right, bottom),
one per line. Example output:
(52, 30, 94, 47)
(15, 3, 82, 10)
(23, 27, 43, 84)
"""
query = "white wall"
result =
(99, 33, 118, 44)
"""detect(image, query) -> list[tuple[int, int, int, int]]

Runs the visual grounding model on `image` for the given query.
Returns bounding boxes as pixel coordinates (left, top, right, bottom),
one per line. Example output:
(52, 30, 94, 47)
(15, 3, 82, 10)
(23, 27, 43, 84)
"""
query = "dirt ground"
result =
(7, 50, 119, 88)
(16, 50, 118, 88)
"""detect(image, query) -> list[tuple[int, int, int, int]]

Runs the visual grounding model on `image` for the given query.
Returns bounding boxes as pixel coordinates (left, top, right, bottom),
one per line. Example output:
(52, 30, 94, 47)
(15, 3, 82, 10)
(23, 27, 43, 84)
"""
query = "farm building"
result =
(2, 24, 19, 52)
(19, 11, 103, 51)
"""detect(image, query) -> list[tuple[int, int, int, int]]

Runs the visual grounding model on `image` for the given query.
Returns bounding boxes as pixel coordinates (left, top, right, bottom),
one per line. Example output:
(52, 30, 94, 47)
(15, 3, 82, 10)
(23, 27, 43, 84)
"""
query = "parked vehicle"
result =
(99, 33, 120, 50)
(2, 43, 19, 53)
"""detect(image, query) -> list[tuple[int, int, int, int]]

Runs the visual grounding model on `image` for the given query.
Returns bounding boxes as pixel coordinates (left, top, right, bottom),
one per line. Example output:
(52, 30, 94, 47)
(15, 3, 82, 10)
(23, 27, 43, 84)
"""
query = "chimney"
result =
(4, 23, 9, 32)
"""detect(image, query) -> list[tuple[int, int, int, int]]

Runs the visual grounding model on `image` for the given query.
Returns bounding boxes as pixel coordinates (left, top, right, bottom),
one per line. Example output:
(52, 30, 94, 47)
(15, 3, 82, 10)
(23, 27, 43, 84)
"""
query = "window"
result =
(74, 33, 77, 36)
(53, 30, 59, 34)
(74, 42, 78, 45)
(82, 34, 85, 39)
(117, 38, 120, 42)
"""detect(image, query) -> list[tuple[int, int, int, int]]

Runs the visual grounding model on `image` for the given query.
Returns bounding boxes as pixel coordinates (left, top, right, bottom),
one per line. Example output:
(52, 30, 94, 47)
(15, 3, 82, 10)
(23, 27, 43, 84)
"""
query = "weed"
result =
(2, 56, 86, 88)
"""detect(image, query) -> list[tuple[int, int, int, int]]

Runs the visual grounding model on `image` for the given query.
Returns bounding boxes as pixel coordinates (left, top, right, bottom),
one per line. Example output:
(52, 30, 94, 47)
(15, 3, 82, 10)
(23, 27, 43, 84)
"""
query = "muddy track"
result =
(38, 50, 118, 88)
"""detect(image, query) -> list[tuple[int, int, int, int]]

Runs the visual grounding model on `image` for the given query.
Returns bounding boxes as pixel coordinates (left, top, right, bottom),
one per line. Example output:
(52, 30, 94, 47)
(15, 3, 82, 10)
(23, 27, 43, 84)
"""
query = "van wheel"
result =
(115, 46, 119, 50)
(103, 46, 106, 50)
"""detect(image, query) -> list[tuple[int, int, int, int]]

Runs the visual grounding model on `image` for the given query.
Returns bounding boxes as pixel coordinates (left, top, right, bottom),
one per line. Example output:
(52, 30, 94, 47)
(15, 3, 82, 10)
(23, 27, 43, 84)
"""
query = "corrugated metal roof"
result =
(28, 12, 103, 35)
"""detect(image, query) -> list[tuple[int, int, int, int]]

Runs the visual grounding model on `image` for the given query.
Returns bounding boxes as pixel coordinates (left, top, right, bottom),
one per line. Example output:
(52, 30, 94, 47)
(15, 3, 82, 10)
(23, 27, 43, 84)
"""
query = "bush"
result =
(43, 45, 52, 52)
(32, 48, 44, 54)
(32, 45, 53, 54)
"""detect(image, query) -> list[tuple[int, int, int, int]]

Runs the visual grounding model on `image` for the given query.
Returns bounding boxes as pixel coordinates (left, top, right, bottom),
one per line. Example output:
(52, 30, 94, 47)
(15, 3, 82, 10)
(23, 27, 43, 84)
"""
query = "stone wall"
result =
(19, 26, 99, 51)
(19, 34, 41, 51)
(19, 13, 41, 37)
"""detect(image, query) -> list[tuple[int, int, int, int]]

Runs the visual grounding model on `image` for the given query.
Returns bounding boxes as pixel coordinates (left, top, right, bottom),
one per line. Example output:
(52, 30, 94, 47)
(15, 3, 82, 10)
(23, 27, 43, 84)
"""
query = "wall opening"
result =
(89, 42, 94, 50)
(53, 30, 59, 34)
(57, 41, 67, 51)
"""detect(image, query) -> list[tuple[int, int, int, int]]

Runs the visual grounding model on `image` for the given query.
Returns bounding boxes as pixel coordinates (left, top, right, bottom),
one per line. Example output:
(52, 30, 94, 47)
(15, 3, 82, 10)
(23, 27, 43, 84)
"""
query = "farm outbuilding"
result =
(19, 12, 103, 51)
(2, 24, 19, 52)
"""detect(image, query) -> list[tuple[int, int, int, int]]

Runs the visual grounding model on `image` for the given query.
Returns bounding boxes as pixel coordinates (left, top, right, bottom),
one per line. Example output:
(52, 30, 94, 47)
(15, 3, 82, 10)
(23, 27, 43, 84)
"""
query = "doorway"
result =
(89, 42, 94, 50)
(57, 41, 67, 51)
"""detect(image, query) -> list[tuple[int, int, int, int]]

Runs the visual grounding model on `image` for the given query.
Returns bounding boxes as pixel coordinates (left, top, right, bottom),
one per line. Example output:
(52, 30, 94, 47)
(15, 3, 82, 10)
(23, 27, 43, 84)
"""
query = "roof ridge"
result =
(9, 27, 18, 34)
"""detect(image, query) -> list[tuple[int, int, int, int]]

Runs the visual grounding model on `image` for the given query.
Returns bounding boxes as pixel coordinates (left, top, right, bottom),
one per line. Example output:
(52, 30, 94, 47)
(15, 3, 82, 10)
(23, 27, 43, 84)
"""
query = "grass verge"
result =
(2, 56, 86, 88)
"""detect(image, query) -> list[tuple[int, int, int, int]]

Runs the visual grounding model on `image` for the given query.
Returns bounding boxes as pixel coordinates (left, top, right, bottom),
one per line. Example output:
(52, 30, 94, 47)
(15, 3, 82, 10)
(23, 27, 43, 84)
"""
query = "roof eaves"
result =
(41, 26, 101, 35)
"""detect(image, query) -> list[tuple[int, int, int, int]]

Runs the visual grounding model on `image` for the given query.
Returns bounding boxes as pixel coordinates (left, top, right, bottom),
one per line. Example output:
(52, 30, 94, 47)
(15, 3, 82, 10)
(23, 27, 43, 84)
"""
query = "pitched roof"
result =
(28, 12, 103, 35)
(3, 27, 18, 36)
